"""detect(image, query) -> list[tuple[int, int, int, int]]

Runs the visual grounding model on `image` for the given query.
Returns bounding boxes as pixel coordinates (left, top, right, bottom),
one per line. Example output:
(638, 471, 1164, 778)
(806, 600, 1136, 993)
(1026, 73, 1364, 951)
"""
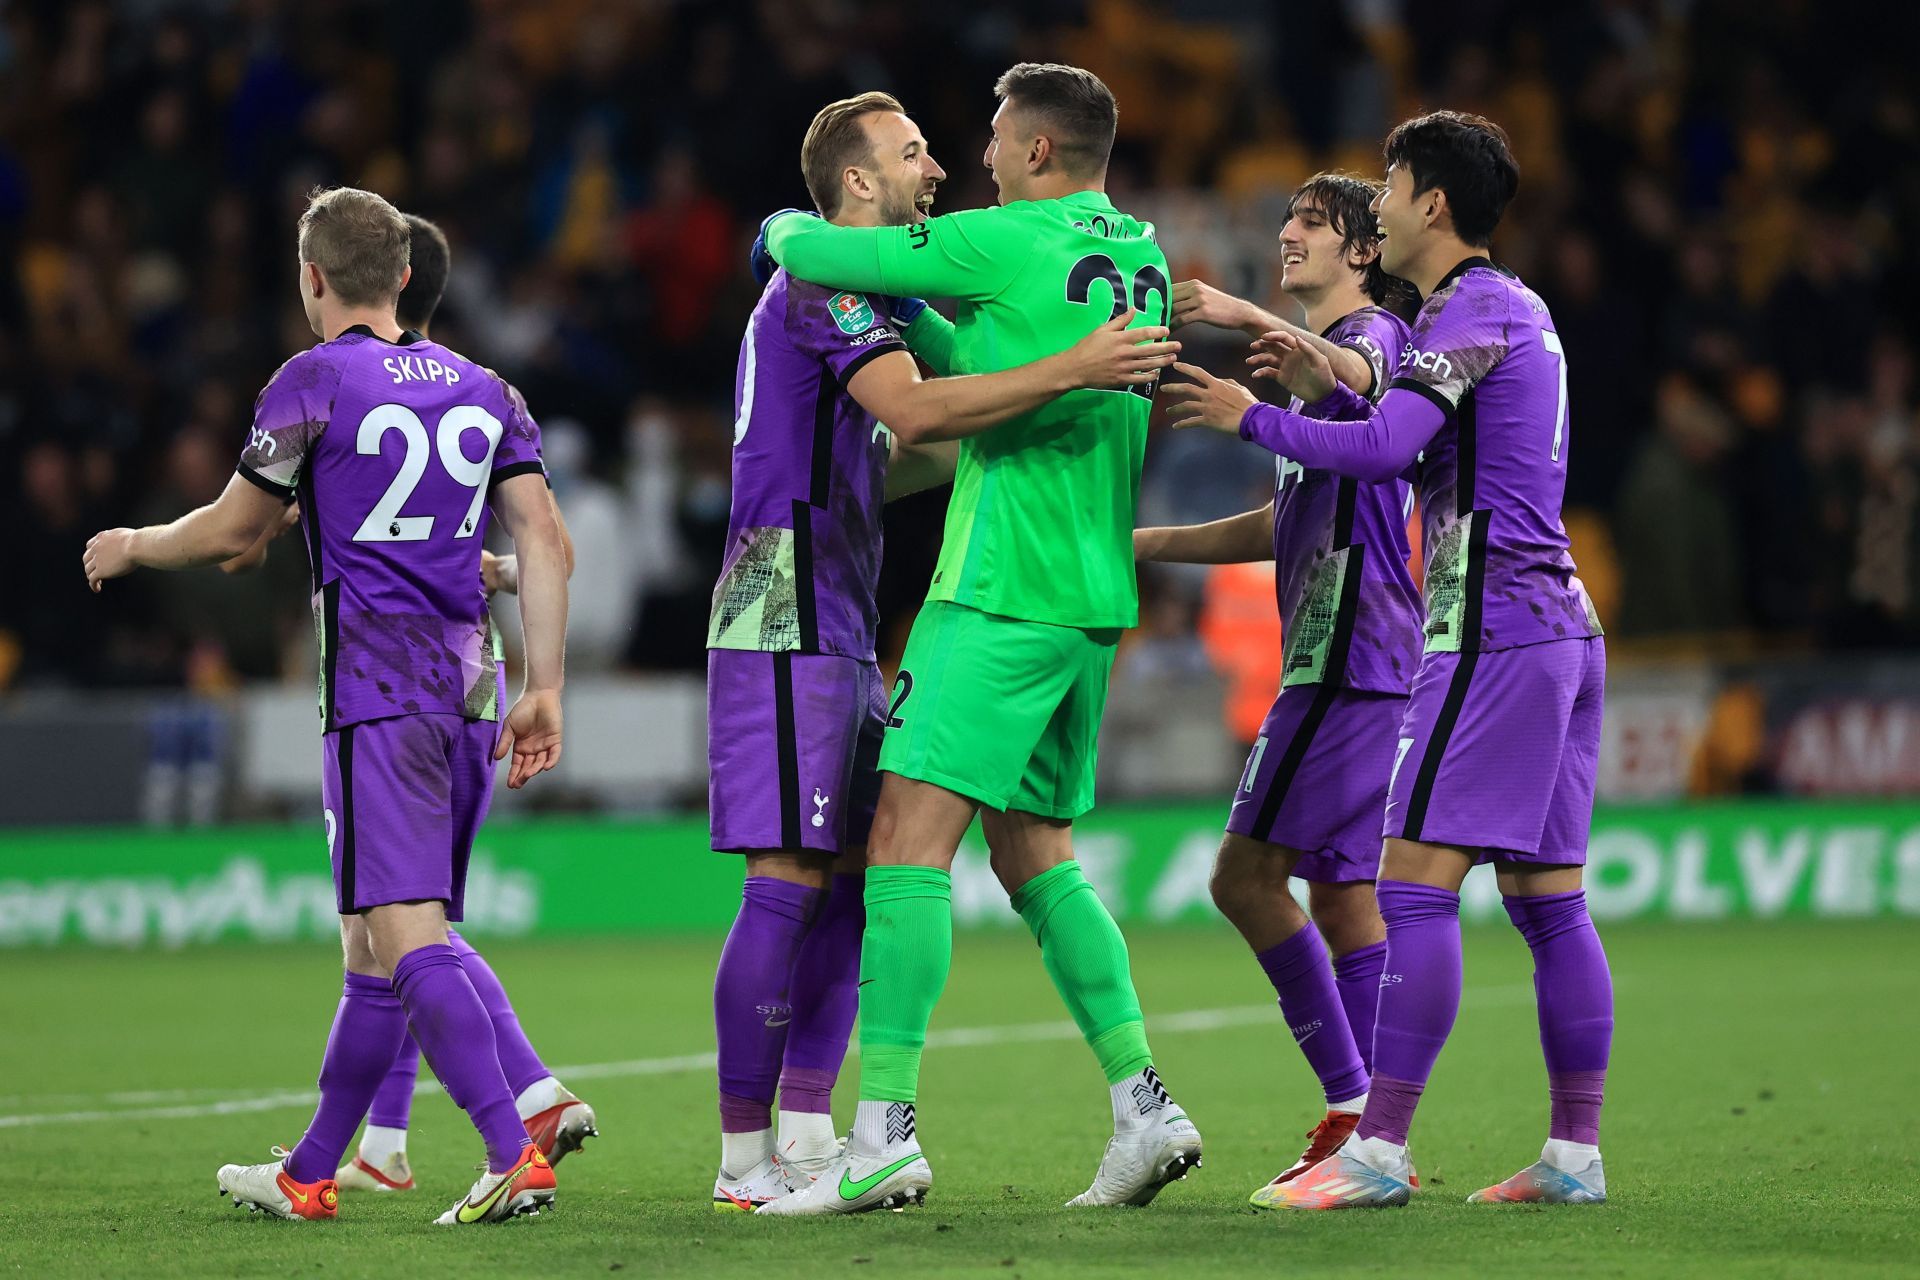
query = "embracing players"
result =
(754, 64, 1204, 1214)
(86, 187, 571, 1225)
(1166, 112, 1613, 1208)
(1137, 172, 1421, 1203)
(709, 91, 1178, 1210)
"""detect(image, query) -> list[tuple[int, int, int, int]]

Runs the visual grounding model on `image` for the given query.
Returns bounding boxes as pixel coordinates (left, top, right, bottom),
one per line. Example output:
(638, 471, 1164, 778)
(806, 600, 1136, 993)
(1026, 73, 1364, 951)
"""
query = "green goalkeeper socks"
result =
(1011, 860, 1154, 1084)
(857, 865, 953, 1103)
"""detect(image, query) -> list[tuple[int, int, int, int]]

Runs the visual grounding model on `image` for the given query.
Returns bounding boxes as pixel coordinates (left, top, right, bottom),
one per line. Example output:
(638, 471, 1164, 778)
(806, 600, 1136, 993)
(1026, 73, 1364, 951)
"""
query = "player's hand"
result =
(1170, 279, 1253, 331)
(83, 528, 139, 593)
(1063, 310, 1180, 390)
(1247, 329, 1337, 403)
(480, 549, 519, 597)
(1161, 361, 1258, 434)
(496, 688, 563, 789)
(749, 208, 817, 286)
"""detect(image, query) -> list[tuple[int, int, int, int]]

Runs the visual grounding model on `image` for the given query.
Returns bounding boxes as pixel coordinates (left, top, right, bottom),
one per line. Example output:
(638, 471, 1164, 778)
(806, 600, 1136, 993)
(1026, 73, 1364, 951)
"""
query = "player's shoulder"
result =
(1334, 305, 1411, 346)
(1414, 259, 1518, 332)
(265, 339, 353, 389)
(783, 275, 896, 342)
(254, 341, 352, 419)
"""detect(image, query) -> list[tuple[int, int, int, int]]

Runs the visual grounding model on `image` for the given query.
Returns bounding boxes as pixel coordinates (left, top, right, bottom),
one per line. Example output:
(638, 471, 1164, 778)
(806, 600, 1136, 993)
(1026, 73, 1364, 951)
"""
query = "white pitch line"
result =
(0, 984, 1539, 1131)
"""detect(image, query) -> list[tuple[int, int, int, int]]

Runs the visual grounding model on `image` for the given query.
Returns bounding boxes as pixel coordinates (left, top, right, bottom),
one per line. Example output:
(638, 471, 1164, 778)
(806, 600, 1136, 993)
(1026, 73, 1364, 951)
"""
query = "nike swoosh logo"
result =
(281, 1181, 308, 1205)
(763, 1015, 791, 1027)
(857, 979, 876, 988)
(838, 1154, 920, 1201)
(457, 1162, 527, 1223)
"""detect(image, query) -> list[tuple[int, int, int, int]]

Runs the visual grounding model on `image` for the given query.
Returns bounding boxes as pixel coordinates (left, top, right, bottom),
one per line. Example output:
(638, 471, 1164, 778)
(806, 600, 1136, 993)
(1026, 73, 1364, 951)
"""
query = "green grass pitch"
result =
(3, 918, 1915, 1278)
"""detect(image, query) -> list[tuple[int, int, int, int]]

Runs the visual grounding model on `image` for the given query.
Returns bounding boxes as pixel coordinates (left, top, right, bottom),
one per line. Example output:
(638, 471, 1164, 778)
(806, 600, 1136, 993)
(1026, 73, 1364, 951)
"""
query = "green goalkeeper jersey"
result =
(766, 191, 1170, 629)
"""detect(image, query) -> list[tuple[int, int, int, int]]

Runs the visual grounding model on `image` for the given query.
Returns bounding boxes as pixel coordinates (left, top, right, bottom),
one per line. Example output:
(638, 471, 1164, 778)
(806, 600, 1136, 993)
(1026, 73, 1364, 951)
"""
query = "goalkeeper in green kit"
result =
(755, 63, 1203, 1216)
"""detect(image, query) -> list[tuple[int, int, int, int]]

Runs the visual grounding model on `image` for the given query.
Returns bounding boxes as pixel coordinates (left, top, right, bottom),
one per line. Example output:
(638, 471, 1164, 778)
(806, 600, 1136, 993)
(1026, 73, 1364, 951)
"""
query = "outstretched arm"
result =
(1134, 501, 1275, 564)
(220, 501, 302, 574)
(1235, 387, 1445, 484)
(847, 311, 1177, 446)
(766, 207, 1029, 301)
(85, 474, 288, 590)
(1173, 279, 1373, 395)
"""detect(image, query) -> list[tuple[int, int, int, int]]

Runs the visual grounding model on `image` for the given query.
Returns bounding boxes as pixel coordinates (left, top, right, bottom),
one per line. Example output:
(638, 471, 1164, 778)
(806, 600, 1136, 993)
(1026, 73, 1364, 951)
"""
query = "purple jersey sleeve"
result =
(1328, 308, 1401, 402)
(1240, 385, 1448, 484)
(490, 375, 546, 482)
(1387, 269, 1513, 418)
(785, 280, 907, 385)
(235, 349, 345, 500)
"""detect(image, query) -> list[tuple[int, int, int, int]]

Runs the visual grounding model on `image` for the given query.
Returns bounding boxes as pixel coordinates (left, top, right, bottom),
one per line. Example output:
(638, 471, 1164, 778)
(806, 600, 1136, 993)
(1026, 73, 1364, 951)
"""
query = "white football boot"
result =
(216, 1146, 338, 1220)
(1068, 1067, 1203, 1207)
(756, 1103, 931, 1215)
(712, 1154, 807, 1211)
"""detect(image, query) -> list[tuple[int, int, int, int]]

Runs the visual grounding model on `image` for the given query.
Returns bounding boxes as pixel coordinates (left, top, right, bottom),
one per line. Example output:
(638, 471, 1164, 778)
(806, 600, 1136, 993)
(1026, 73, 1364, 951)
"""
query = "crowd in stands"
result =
(4, 0, 1916, 696)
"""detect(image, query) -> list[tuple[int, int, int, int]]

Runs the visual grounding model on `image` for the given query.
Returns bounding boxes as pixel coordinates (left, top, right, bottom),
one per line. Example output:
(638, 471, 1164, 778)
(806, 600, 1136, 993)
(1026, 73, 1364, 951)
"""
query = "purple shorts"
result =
(322, 712, 496, 918)
(1225, 684, 1405, 881)
(1385, 635, 1605, 862)
(707, 649, 886, 854)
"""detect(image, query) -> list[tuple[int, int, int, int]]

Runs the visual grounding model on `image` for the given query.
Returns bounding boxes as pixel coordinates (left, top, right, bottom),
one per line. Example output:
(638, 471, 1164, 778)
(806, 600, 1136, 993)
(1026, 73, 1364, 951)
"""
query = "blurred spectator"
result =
(1615, 374, 1745, 637)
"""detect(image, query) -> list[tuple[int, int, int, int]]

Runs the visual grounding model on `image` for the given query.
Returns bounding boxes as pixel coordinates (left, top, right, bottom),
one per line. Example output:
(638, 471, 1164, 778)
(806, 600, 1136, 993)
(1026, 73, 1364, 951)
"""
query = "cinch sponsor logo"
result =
(1402, 347, 1454, 381)
(247, 426, 277, 457)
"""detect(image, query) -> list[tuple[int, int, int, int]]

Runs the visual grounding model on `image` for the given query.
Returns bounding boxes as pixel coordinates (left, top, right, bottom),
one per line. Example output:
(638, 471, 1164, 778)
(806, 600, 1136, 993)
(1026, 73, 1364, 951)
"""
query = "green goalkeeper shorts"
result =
(877, 600, 1120, 819)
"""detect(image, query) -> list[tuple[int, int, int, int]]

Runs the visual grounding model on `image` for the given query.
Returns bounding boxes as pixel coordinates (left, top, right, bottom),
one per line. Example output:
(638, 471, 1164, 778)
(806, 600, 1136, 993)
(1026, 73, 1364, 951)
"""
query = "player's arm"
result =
(489, 472, 568, 788)
(1134, 501, 1276, 564)
(1164, 345, 1442, 484)
(885, 439, 959, 501)
(481, 492, 574, 595)
(846, 311, 1176, 446)
(1252, 323, 1378, 398)
(85, 475, 288, 591)
(219, 501, 302, 574)
(766, 207, 1029, 302)
(1173, 279, 1374, 397)
(900, 307, 959, 377)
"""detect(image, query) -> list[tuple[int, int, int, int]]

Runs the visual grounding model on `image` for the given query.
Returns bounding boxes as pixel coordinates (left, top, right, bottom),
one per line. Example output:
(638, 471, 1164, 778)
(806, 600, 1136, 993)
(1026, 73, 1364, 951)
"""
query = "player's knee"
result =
(1310, 882, 1385, 955)
(339, 915, 382, 976)
(1210, 837, 1288, 925)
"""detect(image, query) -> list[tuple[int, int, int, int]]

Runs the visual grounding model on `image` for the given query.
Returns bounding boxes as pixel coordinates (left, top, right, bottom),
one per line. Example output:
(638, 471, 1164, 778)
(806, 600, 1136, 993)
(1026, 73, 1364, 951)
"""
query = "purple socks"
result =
(1505, 889, 1613, 1145)
(715, 877, 824, 1130)
(367, 1043, 418, 1131)
(362, 928, 549, 1129)
(391, 943, 529, 1172)
(778, 873, 865, 1114)
(449, 929, 550, 1097)
(1357, 881, 1463, 1146)
(1254, 923, 1370, 1105)
(1332, 939, 1387, 1075)
(285, 972, 409, 1183)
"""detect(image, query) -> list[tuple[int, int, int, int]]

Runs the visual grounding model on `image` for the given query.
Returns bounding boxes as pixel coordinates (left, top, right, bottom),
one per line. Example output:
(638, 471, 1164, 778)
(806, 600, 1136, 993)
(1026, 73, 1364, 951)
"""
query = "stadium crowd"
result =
(4, 0, 1917, 694)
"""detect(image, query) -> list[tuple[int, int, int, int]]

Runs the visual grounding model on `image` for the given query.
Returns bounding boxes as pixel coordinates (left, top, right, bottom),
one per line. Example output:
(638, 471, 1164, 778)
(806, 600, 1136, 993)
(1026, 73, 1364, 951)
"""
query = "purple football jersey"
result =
(1272, 306, 1422, 693)
(235, 326, 544, 729)
(708, 272, 906, 661)
(1388, 259, 1601, 652)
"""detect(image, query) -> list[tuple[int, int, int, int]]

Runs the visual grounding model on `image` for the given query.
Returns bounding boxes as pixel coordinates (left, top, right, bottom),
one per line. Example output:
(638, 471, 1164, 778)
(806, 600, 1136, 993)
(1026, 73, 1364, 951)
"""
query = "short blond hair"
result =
(298, 186, 410, 306)
(801, 91, 905, 217)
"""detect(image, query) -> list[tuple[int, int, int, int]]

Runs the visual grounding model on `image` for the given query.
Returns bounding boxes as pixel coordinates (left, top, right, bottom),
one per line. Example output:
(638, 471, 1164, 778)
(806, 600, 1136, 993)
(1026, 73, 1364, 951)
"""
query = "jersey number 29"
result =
(352, 403, 504, 543)
(1066, 253, 1171, 400)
